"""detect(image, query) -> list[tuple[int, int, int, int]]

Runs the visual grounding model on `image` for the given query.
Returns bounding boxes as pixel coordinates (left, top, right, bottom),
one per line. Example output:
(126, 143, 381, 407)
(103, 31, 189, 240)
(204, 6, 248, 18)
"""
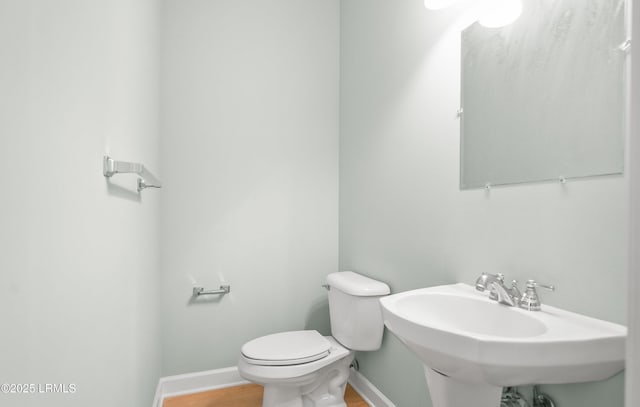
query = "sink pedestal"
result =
(424, 367, 502, 407)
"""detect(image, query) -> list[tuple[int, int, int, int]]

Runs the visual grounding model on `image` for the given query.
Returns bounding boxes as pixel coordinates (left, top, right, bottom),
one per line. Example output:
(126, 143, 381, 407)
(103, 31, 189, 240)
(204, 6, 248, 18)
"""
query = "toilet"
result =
(237, 271, 390, 407)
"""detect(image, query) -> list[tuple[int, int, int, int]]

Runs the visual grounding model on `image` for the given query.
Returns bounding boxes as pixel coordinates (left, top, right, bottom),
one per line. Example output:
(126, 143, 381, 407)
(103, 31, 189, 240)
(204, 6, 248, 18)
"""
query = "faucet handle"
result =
(525, 280, 555, 291)
(520, 280, 555, 311)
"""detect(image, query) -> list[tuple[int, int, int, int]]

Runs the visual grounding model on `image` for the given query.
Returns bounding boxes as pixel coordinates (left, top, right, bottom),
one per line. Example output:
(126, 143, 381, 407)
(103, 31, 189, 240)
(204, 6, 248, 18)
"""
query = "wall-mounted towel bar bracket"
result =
(103, 155, 162, 192)
(193, 285, 231, 297)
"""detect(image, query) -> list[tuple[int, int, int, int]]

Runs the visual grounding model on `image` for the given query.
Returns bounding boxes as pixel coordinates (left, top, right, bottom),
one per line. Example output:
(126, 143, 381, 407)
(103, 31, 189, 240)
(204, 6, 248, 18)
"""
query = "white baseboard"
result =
(151, 366, 395, 407)
(348, 370, 396, 407)
(152, 366, 249, 407)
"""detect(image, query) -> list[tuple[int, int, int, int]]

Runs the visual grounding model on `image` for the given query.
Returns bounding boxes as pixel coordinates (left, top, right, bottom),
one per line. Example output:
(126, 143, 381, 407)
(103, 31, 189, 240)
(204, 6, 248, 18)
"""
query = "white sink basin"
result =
(380, 283, 626, 407)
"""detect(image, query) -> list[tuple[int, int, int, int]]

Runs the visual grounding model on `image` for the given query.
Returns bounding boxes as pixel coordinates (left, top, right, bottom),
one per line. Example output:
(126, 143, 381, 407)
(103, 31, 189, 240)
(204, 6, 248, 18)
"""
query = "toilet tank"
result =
(326, 271, 391, 351)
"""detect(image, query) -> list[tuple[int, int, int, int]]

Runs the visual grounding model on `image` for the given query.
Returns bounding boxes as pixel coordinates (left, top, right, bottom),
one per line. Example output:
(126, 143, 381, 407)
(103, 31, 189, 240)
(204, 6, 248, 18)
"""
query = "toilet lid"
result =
(241, 330, 331, 366)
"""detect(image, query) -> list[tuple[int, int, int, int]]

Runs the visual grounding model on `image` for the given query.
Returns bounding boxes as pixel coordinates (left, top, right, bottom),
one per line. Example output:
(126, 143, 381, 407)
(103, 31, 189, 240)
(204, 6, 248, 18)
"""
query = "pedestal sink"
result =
(379, 283, 626, 407)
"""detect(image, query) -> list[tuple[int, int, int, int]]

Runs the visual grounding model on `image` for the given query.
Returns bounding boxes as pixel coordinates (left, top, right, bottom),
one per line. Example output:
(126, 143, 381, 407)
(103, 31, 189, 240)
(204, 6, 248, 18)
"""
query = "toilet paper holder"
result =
(193, 285, 231, 297)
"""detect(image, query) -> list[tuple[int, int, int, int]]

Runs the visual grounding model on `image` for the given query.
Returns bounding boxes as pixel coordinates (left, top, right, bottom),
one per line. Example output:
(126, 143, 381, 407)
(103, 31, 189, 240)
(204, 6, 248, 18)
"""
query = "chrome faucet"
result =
(476, 274, 555, 311)
(508, 279, 522, 302)
(475, 273, 516, 306)
(491, 280, 516, 306)
(475, 272, 501, 295)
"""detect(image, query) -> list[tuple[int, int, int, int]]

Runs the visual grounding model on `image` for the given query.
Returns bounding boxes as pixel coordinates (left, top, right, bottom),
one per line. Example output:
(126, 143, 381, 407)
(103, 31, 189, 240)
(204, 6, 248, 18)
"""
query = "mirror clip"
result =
(618, 39, 631, 53)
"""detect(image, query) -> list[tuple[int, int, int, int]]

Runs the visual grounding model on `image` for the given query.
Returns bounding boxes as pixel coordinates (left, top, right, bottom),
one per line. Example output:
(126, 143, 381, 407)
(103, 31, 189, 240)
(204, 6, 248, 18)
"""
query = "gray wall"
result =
(626, 1, 639, 406)
(1, 1, 630, 406)
(340, 0, 628, 406)
(159, 0, 339, 375)
(0, 1, 161, 406)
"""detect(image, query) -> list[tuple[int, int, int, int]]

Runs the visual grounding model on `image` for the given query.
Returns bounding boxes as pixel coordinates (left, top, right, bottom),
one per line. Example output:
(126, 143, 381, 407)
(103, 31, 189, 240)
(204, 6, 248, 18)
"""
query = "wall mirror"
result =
(460, 0, 626, 189)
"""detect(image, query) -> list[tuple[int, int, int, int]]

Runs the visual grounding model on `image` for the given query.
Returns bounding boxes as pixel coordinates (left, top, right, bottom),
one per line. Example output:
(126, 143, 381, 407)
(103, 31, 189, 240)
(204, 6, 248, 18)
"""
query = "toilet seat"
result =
(241, 330, 331, 366)
(238, 336, 352, 383)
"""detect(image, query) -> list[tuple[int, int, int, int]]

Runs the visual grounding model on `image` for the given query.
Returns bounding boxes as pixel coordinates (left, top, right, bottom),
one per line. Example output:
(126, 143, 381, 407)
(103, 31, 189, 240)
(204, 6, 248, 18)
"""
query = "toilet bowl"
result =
(238, 271, 390, 407)
(239, 332, 353, 407)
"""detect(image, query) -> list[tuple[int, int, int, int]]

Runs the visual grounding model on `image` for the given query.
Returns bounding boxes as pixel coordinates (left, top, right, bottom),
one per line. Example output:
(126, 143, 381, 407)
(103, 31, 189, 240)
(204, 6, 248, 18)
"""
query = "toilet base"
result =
(262, 385, 306, 407)
(259, 355, 353, 407)
(262, 383, 347, 407)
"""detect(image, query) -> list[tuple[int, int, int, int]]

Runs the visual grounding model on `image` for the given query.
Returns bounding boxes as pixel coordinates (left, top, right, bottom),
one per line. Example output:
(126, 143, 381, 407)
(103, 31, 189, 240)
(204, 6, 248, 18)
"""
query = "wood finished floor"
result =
(163, 383, 369, 407)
